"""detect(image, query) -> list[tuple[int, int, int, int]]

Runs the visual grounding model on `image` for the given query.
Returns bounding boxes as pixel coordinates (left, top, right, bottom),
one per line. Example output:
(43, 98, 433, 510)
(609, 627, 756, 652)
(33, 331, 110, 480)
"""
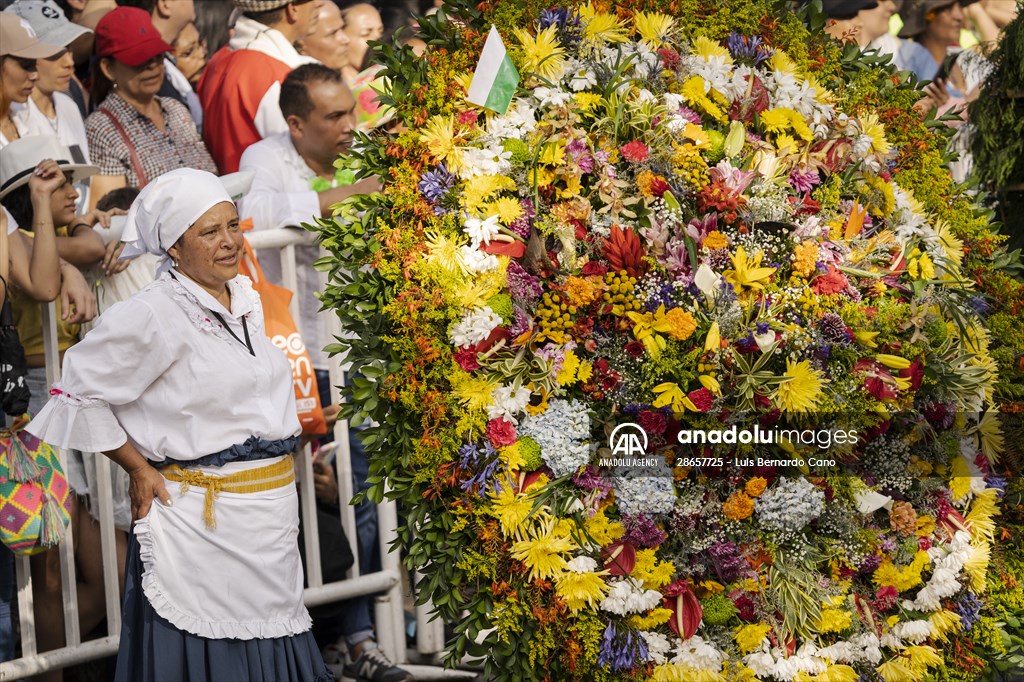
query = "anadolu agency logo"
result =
(601, 423, 660, 468)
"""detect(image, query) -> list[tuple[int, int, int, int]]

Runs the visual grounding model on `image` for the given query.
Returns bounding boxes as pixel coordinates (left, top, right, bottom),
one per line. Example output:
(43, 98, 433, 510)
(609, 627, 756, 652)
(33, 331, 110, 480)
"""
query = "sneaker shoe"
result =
(342, 642, 413, 682)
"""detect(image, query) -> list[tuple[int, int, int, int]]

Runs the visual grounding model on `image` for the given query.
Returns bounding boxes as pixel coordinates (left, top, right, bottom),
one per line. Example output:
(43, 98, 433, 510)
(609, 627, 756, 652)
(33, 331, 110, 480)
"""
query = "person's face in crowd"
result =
(342, 4, 383, 70)
(51, 172, 80, 228)
(859, 0, 897, 44)
(291, 79, 356, 163)
(293, 0, 324, 39)
(1, 56, 40, 106)
(173, 22, 207, 85)
(36, 50, 76, 97)
(926, 1, 965, 44)
(101, 55, 165, 102)
(162, 0, 196, 42)
(167, 202, 243, 292)
(299, 2, 350, 71)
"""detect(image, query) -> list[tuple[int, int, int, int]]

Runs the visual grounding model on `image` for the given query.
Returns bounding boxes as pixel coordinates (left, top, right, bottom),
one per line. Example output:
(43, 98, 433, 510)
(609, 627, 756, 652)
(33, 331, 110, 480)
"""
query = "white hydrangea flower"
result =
(449, 306, 501, 347)
(519, 398, 591, 476)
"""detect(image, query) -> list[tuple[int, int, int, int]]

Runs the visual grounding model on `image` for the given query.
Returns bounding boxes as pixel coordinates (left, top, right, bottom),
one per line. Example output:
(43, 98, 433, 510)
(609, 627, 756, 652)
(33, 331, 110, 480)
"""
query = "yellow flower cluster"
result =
(759, 107, 813, 141)
(664, 308, 697, 341)
(734, 623, 771, 654)
(723, 491, 755, 521)
(680, 75, 728, 123)
(791, 240, 819, 279)
(744, 477, 768, 497)
(565, 276, 599, 307)
(703, 230, 729, 251)
(632, 548, 675, 589)
(873, 550, 930, 591)
(817, 608, 853, 633)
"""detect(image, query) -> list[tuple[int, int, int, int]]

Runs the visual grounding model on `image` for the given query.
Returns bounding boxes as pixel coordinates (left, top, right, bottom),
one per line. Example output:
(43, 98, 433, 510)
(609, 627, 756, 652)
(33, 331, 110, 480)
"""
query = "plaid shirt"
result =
(85, 93, 217, 187)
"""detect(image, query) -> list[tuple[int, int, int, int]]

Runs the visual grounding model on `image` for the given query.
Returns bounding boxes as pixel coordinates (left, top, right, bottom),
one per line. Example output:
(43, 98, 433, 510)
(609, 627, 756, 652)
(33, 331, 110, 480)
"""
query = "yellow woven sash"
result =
(161, 455, 295, 529)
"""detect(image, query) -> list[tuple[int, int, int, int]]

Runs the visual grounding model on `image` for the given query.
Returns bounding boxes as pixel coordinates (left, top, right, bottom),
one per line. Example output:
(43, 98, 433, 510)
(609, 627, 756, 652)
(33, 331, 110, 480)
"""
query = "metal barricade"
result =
(0, 229, 468, 680)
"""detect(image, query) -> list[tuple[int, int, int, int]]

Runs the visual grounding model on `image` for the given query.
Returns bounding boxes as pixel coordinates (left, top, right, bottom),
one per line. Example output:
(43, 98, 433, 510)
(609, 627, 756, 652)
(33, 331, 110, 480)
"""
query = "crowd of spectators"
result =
(0, 0, 1016, 680)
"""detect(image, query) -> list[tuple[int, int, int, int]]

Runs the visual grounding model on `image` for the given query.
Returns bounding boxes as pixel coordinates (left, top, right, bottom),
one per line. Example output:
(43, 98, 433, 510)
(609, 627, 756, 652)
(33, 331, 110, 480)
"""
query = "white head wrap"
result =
(120, 168, 234, 278)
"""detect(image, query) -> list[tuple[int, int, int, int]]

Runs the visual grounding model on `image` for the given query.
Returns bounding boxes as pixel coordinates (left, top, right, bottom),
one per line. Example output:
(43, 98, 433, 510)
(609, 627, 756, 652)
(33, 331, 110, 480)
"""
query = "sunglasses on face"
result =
(11, 57, 38, 73)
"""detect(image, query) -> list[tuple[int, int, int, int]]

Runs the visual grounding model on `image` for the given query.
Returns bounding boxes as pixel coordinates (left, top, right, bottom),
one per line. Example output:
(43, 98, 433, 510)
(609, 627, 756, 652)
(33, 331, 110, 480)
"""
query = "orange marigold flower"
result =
(744, 476, 768, 497)
(664, 308, 697, 341)
(792, 240, 819, 279)
(723, 491, 754, 521)
(703, 230, 729, 250)
(566, 276, 598, 307)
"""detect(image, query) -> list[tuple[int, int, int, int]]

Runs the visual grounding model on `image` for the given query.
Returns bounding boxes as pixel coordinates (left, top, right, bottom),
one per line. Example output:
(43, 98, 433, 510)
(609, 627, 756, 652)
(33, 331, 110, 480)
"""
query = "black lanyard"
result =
(170, 272, 255, 356)
(211, 311, 255, 356)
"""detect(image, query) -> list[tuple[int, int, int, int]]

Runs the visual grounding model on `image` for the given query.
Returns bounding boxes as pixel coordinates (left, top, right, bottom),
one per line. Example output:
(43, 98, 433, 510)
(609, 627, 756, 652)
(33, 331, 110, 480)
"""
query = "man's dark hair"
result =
(279, 63, 343, 120)
(96, 187, 141, 213)
(116, 0, 158, 13)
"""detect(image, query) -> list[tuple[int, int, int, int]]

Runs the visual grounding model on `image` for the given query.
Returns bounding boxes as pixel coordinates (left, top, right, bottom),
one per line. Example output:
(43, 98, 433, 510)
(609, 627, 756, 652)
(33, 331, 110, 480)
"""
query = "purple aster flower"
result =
(510, 306, 532, 337)
(418, 164, 455, 202)
(788, 167, 821, 193)
(597, 623, 647, 672)
(566, 138, 594, 173)
(623, 514, 668, 548)
(506, 261, 543, 301)
(707, 541, 752, 582)
(677, 107, 702, 124)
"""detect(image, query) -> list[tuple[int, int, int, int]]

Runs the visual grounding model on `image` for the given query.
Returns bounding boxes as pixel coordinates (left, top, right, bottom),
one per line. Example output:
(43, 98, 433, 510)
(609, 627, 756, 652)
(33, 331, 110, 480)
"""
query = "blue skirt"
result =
(115, 533, 332, 682)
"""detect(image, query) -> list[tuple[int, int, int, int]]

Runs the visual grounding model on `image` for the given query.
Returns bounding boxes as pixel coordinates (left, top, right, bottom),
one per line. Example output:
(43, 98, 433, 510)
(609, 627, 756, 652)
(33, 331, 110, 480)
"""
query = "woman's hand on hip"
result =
(128, 463, 173, 521)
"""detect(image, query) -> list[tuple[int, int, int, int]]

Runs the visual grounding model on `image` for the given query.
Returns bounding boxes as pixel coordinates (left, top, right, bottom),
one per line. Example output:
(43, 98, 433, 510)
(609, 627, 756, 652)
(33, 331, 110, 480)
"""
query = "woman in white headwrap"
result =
(27, 168, 331, 682)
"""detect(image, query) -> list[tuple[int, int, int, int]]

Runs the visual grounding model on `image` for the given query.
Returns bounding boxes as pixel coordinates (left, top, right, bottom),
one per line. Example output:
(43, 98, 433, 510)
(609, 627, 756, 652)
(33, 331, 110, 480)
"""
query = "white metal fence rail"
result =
(0, 228, 463, 680)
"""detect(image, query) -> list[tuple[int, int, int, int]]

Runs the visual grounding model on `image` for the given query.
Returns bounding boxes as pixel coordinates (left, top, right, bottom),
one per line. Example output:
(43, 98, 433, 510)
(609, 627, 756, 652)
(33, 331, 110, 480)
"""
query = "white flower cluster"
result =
(450, 306, 501, 347)
(666, 634, 725, 672)
(566, 555, 600, 573)
(486, 99, 537, 140)
(599, 577, 662, 615)
(814, 633, 883, 665)
(459, 246, 500, 274)
(464, 215, 501, 245)
(613, 466, 676, 517)
(903, 530, 971, 611)
(487, 384, 532, 422)
(459, 145, 512, 179)
(518, 398, 591, 476)
(889, 619, 933, 645)
(755, 477, 825, 533)
(765, 69, 834, 137)
(744, 643, 827, 680)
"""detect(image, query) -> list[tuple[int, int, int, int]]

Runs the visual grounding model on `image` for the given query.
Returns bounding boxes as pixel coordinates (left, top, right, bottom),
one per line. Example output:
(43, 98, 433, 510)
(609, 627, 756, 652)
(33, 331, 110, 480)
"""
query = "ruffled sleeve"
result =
(27, 295, 175, 453)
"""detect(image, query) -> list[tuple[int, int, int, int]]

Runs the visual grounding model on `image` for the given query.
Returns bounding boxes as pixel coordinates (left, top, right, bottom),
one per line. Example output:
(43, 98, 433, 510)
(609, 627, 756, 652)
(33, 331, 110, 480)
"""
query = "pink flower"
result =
(873, 585, 899, 611)
(453, 348, 480, 371)
(486, 418, 517, 447)
(687, 388, 714, 412)
(638, 410, 667, 435)
(620, 140, 649, 163)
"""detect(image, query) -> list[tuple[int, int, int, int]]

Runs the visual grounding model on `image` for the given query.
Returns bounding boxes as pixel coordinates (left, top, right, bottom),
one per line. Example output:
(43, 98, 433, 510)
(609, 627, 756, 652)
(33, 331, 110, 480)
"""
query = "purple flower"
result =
(418, 165, 455, 202)
(953, 592, 982, 632)
(707, 541, 752, 582)
(566, 138, 594, 173)
(506, 261, 543, 301)
(788, 167, 821, 193)
(459, 441, 502, 493)
(510, 307, 532, 337)
(725, 32, 773, 65)
(623, 514, 668, 548)
(597, 623, 647, 672)
(676, 107, 702, 124)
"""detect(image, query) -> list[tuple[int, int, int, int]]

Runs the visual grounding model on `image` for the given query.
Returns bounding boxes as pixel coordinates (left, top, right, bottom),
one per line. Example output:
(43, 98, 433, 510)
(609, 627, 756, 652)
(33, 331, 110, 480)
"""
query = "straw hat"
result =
(0, 136, 98, 199)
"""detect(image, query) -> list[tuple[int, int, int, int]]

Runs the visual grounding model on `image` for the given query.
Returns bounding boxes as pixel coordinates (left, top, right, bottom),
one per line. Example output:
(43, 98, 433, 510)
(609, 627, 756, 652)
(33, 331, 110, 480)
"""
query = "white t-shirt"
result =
(3, 207, 17, 235)
(0, 107, 30, 148)
(20, 93, 91, 163)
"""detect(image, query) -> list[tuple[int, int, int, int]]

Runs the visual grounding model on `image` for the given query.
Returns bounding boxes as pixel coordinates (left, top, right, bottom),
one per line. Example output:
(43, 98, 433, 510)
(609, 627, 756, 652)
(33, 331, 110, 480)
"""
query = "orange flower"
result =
(723, 491, 754, 521)
(745, 476, 768, 497)
(703, 230, 728, 250)
(566, 276, 598, 307)
(664, 308, 697, 341)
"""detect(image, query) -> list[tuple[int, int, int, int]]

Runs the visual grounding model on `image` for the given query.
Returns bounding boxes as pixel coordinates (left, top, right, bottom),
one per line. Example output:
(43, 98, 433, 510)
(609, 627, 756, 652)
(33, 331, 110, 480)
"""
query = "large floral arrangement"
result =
(315, 0, 1024, 680)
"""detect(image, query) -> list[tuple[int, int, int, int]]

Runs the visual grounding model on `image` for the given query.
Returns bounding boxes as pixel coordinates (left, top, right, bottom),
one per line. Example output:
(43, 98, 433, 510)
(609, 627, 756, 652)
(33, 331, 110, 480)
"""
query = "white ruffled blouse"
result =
(27, 270, 300, 462)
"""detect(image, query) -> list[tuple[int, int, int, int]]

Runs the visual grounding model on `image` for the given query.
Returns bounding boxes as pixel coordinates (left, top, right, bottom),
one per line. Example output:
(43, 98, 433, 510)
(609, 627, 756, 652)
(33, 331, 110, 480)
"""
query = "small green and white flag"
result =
(467, 25, 519, 115)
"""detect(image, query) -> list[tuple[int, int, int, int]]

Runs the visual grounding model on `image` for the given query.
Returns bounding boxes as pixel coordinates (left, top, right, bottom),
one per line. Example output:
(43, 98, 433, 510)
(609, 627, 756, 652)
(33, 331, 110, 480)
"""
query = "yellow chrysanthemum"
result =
(873, 551, 930, 591)
(627, 607, 673, 630)
(904, 646, 943, 676)
(792, 240, 819, 278)
(634, 11, 675, 48)
(424, 229, 467, 273)
(419, 114, 464, 172)
(703, 230, 728, 250)
(680, 75, 727, 122)
(463, 174, 517, 212)
(974, 408, 1004, 464)
(950, 454, 973, 501)
(631, 548, 676, 589)
(928, 609, 962, 642)
(796, 665, 860, 682)
(734, 623, 771, 654)
(510, 517, 576, 580)
(767, 48, 799, 74)
(858, 112, 890, 156)
(557, 351, 581, 386)
(453, 374, 498, 411)
(513, 25, 567, 81)
(487, 196, 524, 225)
(692, 36, 732, 63)
(578, 3, 628, 44)
(489, 487, 535, 539)
(555, 566, 609, 611)
(573, 91, 603, 112)
(775, 359, 825, 413)
(566, 276, 598, 307)
(875, 659, 917, 682)
(584, 507, 624, 545)
(966, 487, 1000, 542)
(817, 608, 853, 633)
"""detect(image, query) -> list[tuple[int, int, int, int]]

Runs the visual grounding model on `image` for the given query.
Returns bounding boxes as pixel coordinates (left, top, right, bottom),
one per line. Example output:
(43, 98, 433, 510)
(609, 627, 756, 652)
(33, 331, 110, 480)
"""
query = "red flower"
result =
(900, 358, 924, 391)
(729, 590, 757, 621)
(810, 265, 849, 295)
(486, 418, 517, 447)
(456, 110, 478, 127)
(648, 175, 671, 197)
(581, 261, 608, 277)
(602, 540, 636, 576)
(663, 580, 702, 640)
(624, 340, 645, 358)
(453, 348, 480, 371)
(638, 410, 667, 435)
(656, 47, 681, 70)
(873, 586, 899, 611)
(620, 140, 649, 163)
(687, 388, 714, 412)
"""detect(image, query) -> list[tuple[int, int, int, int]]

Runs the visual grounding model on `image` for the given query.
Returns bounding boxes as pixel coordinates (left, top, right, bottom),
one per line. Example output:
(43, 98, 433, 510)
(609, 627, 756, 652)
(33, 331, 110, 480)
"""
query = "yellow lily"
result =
(854, 330, 879, 348)
(875, 354, 912, 370)
(652, 383, 697, 413)
(699, 375, 721, 395)
(626, 304, 673, 358)
(723, 245, 776, 296)
(704, 321, 721, 353)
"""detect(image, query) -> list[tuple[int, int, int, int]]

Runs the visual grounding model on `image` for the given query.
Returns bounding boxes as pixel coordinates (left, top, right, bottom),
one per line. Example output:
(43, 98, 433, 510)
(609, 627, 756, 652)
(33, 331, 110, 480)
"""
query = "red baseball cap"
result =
(94, 7, 172, 67)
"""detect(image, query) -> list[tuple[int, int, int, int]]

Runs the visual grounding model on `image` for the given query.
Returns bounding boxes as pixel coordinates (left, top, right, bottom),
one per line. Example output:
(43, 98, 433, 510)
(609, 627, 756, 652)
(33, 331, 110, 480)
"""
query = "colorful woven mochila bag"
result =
(0, 415, 71, 555)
